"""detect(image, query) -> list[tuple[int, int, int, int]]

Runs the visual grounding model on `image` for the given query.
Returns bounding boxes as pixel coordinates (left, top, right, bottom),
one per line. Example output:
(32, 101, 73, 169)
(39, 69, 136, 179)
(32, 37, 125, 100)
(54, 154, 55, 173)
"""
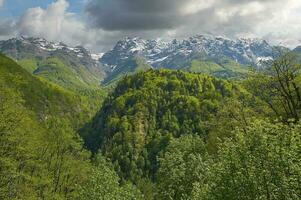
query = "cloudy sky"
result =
(1, 0, 301, 52)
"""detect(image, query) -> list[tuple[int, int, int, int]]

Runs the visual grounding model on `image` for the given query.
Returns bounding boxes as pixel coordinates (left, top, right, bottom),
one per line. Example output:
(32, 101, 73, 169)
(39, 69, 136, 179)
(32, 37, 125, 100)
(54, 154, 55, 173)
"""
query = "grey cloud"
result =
(85, 0, 276, 31)
(0, 20, 17, 36)
(85, 0, 210, 30)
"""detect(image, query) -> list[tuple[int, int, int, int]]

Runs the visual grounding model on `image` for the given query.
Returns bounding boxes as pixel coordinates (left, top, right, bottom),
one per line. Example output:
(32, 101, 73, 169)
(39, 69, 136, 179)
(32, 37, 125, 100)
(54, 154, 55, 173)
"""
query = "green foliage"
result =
(185, 57, 249, 79)
(2, 51, 301, 200)
(156, 135, 210, 200)
(103, 57, 151, 85)
(0, 54, 100, 129)
(89, 69, 240, 183)
(34, 57, 101, 92)
(244, 53, 301, 122)
(76, 155, 143, 200)
(0, 54, 141, 199)
(194, 120, 301, 200)
(0, 85, 90, 199)
(0, 86, 41, 199)
(206, 89, 269, 153)
(18, 58, 38, 73)
(156, 120, 301, 200)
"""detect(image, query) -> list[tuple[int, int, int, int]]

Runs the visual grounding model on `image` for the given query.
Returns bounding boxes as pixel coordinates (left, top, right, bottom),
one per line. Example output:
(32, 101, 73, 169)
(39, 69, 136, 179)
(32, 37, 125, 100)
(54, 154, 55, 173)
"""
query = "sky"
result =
(1, 0, 301, 52)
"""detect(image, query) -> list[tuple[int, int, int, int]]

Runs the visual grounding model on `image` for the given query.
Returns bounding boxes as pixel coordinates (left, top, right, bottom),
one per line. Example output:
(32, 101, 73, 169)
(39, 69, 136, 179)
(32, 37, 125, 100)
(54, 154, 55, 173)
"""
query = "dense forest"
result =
(1, 51, 301, 200)
(0, 54, 142, 199)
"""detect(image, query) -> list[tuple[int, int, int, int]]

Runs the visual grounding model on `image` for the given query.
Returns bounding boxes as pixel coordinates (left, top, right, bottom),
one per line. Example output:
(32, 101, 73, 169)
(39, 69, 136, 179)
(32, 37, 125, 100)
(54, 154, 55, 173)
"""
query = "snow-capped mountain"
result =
(101, 35, 281, 72)
(0, 36, 103, 64)
(0, 35, 289, 85)
(0, 36, 106, 87)
(0, 36, 103, 73)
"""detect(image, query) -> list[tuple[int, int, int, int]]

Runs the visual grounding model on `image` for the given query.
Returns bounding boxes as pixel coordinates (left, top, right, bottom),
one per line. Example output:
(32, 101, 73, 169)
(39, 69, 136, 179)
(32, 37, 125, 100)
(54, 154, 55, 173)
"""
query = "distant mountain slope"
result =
(0, 37, 105, 91)
(0, 53, 97, 128)
(185, 57, 250, 78)
(102, 56, 152, 85)
(0, 35, 289, 87)
(100, 35, 287, 82)
(293, 46, 301, 52)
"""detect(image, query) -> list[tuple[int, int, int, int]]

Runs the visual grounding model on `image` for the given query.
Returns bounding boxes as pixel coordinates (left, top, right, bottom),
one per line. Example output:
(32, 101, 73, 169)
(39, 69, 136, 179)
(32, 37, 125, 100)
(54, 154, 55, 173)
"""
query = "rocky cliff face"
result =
(100, 35, 282, 72)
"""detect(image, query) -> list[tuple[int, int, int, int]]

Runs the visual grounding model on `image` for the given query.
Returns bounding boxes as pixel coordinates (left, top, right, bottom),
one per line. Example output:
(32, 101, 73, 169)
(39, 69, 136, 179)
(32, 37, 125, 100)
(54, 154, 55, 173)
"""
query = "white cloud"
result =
(180, 0, 214, 15)
(18, 0, 84, 45)
(0, 0, 120, 51)
(0, 0, 4, 7)
(256, 0, 301, 47)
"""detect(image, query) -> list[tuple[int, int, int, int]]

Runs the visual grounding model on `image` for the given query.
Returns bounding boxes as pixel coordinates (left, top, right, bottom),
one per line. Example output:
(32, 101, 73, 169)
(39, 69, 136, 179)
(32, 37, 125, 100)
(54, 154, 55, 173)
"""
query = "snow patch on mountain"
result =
(91, 53, 104, 61)
(17, 36, 102, 61)
(101, 35, 279, 72)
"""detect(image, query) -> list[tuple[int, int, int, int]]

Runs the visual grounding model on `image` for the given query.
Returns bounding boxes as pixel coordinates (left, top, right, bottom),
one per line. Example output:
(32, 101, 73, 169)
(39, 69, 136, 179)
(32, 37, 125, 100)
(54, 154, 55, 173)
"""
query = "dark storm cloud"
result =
(85, 0, 192, 30)
(85, 0, 276, 31)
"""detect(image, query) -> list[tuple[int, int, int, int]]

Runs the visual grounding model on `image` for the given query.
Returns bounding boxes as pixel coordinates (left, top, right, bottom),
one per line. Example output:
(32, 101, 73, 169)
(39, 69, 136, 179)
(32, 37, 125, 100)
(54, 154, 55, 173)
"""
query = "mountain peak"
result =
(101, 34, 280, 72)
(1, 36, 106, 62)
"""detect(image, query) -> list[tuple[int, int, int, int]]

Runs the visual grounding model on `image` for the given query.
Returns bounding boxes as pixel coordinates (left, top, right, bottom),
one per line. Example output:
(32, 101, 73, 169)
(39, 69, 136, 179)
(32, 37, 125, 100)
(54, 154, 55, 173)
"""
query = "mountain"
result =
(293, 46, 301, 52)
(0, 35, 288, 87)
(102, 56, 152, 85)
(1, 39, 300, 200)
(100, 35, 285, 81)
(0, 53, 144, 199)
(0, 36, 105, 91)
(0, 53, 100, 129)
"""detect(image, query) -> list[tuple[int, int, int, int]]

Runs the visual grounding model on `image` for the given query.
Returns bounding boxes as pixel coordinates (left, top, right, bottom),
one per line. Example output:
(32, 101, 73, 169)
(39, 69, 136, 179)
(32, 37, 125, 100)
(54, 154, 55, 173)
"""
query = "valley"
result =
(0, 34, 301, 200)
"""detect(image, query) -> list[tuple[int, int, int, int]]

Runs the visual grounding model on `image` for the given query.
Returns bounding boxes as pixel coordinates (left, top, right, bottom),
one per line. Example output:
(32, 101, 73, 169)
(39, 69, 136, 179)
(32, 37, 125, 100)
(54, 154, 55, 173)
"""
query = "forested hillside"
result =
(85, 53, 301, 199)
(3, 0, 301, 198)
(0, 37, 106, 93)
(0, 54, 90, 126)
(0, 54, 142, 199)
(88, 70, 241, 180)
(1, 51, 301, 199)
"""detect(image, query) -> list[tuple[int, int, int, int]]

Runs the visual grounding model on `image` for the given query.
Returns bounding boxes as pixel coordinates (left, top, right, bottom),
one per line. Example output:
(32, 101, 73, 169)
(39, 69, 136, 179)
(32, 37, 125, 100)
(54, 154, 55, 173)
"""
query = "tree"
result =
(246, 53, 301, 122)
(207, 90, 267, 153)
(195, 120, 301, 200)
(156, 135, 211, 200)
(90, 70, 237, 183)
(0, 86, 93, 199)
(76, 154, 143, 200)
(0, 86, 41, 199)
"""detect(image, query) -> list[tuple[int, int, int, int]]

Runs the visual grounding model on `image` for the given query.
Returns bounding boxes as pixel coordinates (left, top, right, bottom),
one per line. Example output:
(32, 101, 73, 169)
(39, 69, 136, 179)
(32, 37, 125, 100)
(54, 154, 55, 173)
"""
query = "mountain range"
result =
(101, 35, 278, 69)
(1, 34, 301, 200)
(0, 36, 105, 91)
(0, 35, 295, 86)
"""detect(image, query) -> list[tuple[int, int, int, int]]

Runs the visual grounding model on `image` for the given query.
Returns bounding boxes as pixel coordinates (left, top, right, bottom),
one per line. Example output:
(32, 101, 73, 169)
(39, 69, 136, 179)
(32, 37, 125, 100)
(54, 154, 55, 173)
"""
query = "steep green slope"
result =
(103, 55, 250, 87)
(88, 69, 243, 183)
(0, 38, 105, 92)
(1, 49, 103, 92)
(17, 57, 104, 93)
(18, 58, 39, 73)
(33, 57, 100, 90)
(103, 57, 152, 85)
(2, 51, 300, 199)
(0, 53, 97, 128)
(0, 53, 142, 199)
(185, 57, 250, 79)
